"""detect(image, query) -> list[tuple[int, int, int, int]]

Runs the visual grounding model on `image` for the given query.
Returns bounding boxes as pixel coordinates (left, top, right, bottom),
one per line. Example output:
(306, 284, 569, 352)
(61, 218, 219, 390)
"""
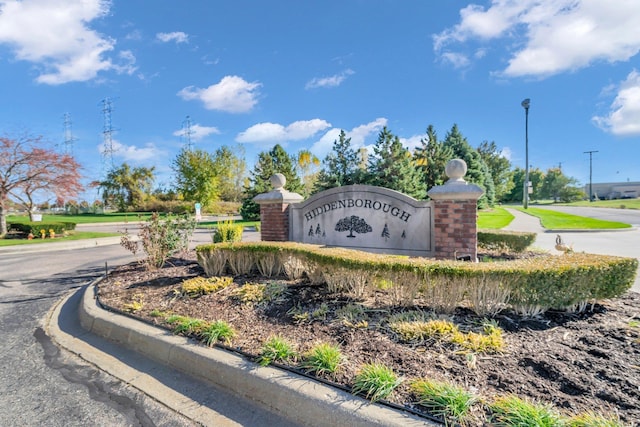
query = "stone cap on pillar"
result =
(253, 173, 304, 205)
(427, 159, 484, 201)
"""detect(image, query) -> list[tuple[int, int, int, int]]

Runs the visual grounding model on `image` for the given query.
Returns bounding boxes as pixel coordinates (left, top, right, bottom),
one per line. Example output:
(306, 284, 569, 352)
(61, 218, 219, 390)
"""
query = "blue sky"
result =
(1, 0, 639, 201)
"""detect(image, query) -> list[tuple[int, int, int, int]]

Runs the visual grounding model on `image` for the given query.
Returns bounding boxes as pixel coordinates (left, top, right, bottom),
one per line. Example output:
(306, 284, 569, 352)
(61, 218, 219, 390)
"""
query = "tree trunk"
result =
(0, 199, 7, 238)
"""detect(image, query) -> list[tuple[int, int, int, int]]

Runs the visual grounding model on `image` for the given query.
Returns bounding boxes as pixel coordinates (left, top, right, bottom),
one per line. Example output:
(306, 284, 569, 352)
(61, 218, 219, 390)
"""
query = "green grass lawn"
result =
(514, 207, 631, 229)
(197, 219, 259, 229)
(557, 198, 640, 209)
(7, 212, 159, 224)
(477, 207, 514, 229)
(0, 231, 118, 247)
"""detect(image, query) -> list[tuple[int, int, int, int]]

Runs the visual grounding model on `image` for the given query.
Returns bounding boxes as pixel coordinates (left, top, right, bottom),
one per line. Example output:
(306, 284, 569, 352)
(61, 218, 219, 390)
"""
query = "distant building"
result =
(586, 182, 640, 200)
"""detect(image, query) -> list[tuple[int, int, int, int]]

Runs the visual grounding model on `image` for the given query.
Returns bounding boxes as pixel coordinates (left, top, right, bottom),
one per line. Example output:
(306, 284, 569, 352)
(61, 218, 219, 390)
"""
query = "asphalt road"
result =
(0, 242, 291, 427)
(0, 245, 200, 426)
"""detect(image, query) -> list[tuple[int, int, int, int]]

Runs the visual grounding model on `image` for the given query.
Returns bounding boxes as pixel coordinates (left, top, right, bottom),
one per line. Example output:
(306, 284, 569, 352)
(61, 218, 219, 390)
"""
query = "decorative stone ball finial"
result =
(445, 159, 467, 183)
(270, 173, 286, 190)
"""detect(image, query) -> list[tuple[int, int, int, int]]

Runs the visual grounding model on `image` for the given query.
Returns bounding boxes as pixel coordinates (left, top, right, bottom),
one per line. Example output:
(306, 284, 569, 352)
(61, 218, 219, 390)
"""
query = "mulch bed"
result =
(97, 252, 640, 425)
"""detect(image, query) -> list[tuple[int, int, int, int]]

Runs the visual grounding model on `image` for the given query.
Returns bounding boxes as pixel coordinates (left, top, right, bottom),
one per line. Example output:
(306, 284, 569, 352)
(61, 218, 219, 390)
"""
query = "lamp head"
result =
(521, 98, 530, 109)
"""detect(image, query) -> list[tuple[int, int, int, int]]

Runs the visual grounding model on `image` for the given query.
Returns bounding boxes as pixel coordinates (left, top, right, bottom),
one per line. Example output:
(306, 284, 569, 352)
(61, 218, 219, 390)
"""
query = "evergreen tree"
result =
(366, 127, 426, 199)
(413, 125, 452, 191)
(314, 130, 360, 192)
(442, 124, 495, 208)
(240, 144, 303, 220)
(477, 141, 514, 203)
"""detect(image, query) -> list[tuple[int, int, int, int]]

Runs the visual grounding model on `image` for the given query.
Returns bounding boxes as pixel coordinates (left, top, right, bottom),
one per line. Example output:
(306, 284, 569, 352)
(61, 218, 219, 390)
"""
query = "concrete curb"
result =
(76, 281, 435, 427)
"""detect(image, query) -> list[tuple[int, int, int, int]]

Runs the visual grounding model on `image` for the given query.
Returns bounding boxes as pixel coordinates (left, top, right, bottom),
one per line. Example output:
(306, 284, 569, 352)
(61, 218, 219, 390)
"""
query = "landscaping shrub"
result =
(121, 212, 195, 270)
(196, 242, 638, 315)
(8, 221, 75, 236)
(212, 220, 243, 243)
(477, 229, 536, 252)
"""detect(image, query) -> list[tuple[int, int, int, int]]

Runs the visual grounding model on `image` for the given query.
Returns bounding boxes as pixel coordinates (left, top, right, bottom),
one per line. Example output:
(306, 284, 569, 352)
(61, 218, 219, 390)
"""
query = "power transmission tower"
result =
(101, 97, 117, 173)
(62, 112, 77, 155)
(181, 115, 194, 150)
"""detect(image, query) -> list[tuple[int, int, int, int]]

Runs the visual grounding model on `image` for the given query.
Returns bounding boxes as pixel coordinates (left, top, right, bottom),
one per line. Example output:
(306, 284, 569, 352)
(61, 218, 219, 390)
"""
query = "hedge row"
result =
(477, 229, 536, 252)
(196, 242, 637, 316)
(8, 221, 77, 236)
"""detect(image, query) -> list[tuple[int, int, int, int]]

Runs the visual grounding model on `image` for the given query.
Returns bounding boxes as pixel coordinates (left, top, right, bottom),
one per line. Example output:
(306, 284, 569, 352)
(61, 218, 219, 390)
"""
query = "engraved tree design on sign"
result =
(335, 215, 372, 238)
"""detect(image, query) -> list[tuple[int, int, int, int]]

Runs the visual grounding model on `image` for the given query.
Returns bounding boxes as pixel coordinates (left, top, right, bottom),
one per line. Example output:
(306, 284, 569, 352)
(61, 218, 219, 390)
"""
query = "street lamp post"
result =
(521, 98, 530, 209)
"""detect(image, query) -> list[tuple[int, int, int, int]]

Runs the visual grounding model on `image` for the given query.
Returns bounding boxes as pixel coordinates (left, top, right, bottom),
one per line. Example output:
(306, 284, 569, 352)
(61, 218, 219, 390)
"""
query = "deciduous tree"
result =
(172, 148, 219, 208)
(0, 134, 83, 236)
(96, 163, 155, 212)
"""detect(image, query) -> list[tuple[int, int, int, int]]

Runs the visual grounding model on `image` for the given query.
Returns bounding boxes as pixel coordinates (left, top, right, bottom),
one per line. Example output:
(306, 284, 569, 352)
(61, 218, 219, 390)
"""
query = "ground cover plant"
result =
(97, 252, 640, 425)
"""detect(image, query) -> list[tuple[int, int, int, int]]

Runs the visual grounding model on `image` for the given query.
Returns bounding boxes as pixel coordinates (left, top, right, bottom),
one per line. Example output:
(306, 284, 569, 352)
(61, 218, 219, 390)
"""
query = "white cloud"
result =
(236, 119, 331, 143)
(500, 147, 513, 161)
(440, 52, 470, 69)
(305, 69, 355, 89)
(400, 134, 426, 152)
(310, 118, 388, 159)
(156, 31, 189, 44)
(99, 140, 164, 163)
(172, 123, 220, 141)
(592, 70, 640, 136)
(178, 75, 261, 113)
(434, 1, 640, 78)
(0, 0, 135, 85)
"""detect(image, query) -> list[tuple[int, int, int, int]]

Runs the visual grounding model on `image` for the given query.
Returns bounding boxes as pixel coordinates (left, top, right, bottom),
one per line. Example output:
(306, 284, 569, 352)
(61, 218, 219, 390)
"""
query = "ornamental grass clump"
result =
(232, 282, 287, 306)
(566, 411, 624, 427)
(411, 378, 478, 426)
(257, 336, 297, 366)
(352, 362, 403, 402)
(301, 343, 344, 376)
(168, 316, 206, 335)
(180, 276, 233, 297)
(489, 395, 564, 427)
(200, 320, 235, 346)
(389, 317, 505, 353)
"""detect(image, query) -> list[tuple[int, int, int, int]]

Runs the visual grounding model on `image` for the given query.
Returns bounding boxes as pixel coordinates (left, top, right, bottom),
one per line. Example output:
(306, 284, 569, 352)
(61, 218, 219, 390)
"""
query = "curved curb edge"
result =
(57, 280, 436, 427)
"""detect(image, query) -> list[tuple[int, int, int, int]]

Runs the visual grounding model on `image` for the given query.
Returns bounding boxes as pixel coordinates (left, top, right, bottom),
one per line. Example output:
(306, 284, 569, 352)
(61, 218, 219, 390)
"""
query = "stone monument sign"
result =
(289, 185, 433, 256)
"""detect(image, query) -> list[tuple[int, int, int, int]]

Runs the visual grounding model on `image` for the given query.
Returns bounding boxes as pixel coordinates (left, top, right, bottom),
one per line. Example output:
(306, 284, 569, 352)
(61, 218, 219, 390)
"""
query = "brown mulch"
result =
(97, 252, 640, 425)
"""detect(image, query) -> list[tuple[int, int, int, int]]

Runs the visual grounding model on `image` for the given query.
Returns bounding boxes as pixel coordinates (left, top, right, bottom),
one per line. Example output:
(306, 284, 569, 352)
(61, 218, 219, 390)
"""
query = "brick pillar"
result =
(253, 173, 303, 242)
(259, 202, 291, 241)
(427, 159, 484, 261)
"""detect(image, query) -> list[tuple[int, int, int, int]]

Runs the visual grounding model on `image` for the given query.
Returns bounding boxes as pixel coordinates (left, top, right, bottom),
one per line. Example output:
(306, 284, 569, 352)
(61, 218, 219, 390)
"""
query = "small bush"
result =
(8, 221, 73, 236)
(121, 212, 195, 270)
(212, 220, 243, 243)
(352, 363, 403, 402)
(478, 229, 536, 252)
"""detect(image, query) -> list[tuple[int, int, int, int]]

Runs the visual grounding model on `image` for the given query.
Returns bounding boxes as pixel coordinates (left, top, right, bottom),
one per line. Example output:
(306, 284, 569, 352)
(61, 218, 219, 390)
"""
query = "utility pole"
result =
(521, 98, 530, 209)
(584, 150, 598, 202)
